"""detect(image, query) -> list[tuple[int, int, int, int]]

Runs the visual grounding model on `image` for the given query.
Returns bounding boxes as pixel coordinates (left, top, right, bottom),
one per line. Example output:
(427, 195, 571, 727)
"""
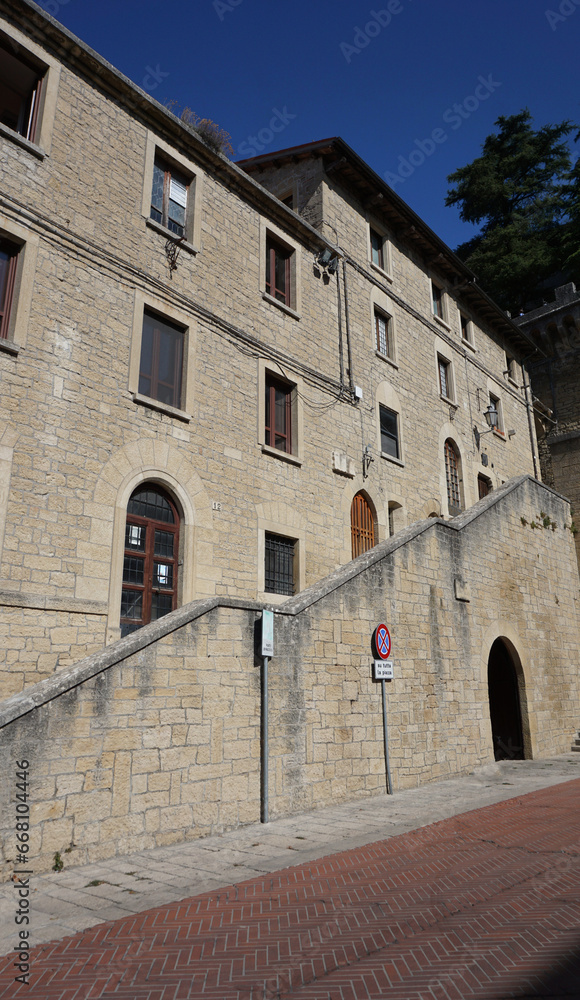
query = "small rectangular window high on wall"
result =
(266, 237, 292, 306)
(0, 239, 19, 340)
(370, 228, 384, 270)
(432, 282, 444, 320)
(264, 532, 295, 595)
(0, 40, 44, 143)
(150, 158, 189, 237)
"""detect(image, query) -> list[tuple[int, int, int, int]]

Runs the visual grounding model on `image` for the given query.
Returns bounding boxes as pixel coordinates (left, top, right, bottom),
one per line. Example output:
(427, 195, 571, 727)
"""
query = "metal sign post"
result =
(372, 624, 394, 796)
(260, 611, 274, 823)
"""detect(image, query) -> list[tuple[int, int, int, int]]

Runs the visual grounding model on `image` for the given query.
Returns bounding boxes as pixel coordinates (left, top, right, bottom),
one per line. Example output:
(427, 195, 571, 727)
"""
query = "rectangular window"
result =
(0, 41, 43, 143)
(380, 405, 400, 460)
(139, 311, 184, 408)
(432, 282, 444, 320)
(460, 313, 473, 344)
(0, 238, 19, 340)
(266, 237, 292, 306)
(150, 158, 189, 237)
(375, 309, 392, 357)
(478, 474, 492, 499)
(265, 374, 293, 453)
(265, 532, 295, 595)
(370, 228, 384, 270)
(438, 356, 452, 399)
(505, 354, 517, 382)
(489, 392, 504, 434)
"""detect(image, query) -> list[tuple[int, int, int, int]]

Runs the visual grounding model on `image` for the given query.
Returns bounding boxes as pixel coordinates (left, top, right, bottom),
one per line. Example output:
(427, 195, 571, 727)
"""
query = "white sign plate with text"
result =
(373, 659, 394, 681)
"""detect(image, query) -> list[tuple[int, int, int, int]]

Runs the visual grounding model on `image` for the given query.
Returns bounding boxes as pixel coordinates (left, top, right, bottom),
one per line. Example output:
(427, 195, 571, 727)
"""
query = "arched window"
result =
(444, 440, 463, 516)
(120, 485, 179, 636)
(351, 492, 375, 558)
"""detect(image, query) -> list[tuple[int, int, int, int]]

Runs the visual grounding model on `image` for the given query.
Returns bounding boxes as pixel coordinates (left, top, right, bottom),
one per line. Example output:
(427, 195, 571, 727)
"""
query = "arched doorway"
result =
(351, 492, 376, 559)
(487, 638, 527, 760)
(120, 484, 180, 636)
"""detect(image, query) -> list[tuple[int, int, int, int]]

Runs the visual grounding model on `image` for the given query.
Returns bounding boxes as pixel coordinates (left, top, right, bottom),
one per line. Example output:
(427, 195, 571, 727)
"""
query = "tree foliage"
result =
(446, 110, 577, 313)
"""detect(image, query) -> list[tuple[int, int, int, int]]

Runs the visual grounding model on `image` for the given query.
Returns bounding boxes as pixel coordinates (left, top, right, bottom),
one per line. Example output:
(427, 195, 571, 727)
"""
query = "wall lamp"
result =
(474, 404, 499, 449)
(315, 248, 339, 274)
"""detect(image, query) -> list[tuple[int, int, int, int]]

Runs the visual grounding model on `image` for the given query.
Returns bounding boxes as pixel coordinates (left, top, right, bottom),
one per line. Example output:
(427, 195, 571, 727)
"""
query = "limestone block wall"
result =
(0, 476, 578, 878)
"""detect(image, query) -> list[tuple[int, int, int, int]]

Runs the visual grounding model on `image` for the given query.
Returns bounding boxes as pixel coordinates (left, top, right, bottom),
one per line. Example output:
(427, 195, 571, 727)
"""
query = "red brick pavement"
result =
(2, 779, 580, 999)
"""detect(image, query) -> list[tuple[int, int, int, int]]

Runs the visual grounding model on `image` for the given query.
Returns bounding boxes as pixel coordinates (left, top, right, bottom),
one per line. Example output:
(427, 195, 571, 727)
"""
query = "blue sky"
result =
(41, 0, 579, 250)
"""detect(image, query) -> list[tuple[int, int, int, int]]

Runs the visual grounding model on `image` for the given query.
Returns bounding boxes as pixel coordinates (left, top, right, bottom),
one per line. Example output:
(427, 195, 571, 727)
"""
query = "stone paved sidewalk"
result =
(0, 755, 578, 961)
(1, 758, 580, 998)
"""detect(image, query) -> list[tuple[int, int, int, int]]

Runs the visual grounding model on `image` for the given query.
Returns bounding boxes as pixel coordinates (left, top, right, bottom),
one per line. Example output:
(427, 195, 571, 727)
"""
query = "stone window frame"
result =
(368, 221, 393, 282)
(437, 352, 456, 404)
(128, 290, 195, 422)
(0, 215, 39, 355)
(460, 311, 476, 350)
(370, 287, 398, 368)
(141, 132, 203, 253)
(107, 469, 197, 643)
(488, 389, 506, 439)
(376, 382, 404, 467)
(259, 218, 302, 319)
(257, 521, 305, 601)
(430, 276, 452, 331)
(257, 358, 304, 465)
(0, 27, 61, 159)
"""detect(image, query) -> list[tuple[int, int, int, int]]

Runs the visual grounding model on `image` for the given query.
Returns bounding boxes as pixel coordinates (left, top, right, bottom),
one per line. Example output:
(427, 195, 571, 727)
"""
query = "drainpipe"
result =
(522, 364, 540, 480)
(341, 259, 355, 398)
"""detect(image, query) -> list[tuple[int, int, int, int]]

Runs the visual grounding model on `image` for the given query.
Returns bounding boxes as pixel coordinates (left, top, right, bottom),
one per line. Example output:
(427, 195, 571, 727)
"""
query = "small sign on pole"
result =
(261, 610, 274, 657)
(373, 659, 394, 681)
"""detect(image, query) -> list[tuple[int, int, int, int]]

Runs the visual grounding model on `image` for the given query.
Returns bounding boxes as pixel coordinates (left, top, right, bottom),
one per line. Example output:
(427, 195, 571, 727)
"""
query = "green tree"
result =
(446, 110, 575, 313)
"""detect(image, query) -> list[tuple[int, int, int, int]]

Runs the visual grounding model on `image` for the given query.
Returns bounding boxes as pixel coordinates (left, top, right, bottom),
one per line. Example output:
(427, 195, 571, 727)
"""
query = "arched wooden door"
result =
(351, 492, 375, 559)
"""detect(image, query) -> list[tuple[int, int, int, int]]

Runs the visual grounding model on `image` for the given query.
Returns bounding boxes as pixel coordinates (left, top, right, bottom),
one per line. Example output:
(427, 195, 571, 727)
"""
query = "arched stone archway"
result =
(487, 638, 530, 760)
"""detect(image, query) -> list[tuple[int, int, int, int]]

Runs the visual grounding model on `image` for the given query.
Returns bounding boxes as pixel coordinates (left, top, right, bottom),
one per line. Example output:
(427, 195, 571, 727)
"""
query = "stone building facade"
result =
(514, 283, 580, 566)
(0, 1, 579, 871)
(0, 0, 547, 700)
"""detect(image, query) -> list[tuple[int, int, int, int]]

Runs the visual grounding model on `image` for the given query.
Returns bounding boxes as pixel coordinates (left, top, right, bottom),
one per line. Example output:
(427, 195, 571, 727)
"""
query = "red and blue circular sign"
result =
(373, 623, 391, 660)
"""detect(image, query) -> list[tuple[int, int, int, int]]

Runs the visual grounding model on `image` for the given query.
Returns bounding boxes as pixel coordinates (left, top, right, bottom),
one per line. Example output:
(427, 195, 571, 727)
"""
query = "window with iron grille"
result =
(370, 229, 384, 270)
(265, 373, 293, 453)
(139, 310, 184, 409)
(380, 405, 400, 460)
(150, 157, 189, 237)
(0, 40, 44, 143)
(351, 493, 375, 559)
(432, 281, 444, 320)
(0, 238, 19, 340)
(375, 309, 392, 358)
(120, 486, 179, 636)
(444, 439, 462, 514)
(264, 532, 295, 595)
(438, 355, 452, 399)
(266, 236, 292, 306)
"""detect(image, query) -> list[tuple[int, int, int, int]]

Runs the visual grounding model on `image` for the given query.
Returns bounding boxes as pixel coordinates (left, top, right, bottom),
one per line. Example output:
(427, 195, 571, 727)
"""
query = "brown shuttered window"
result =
(266, 237, 292, 306)
(0, 239, 19, 340)
(351, 493, 375, 559)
